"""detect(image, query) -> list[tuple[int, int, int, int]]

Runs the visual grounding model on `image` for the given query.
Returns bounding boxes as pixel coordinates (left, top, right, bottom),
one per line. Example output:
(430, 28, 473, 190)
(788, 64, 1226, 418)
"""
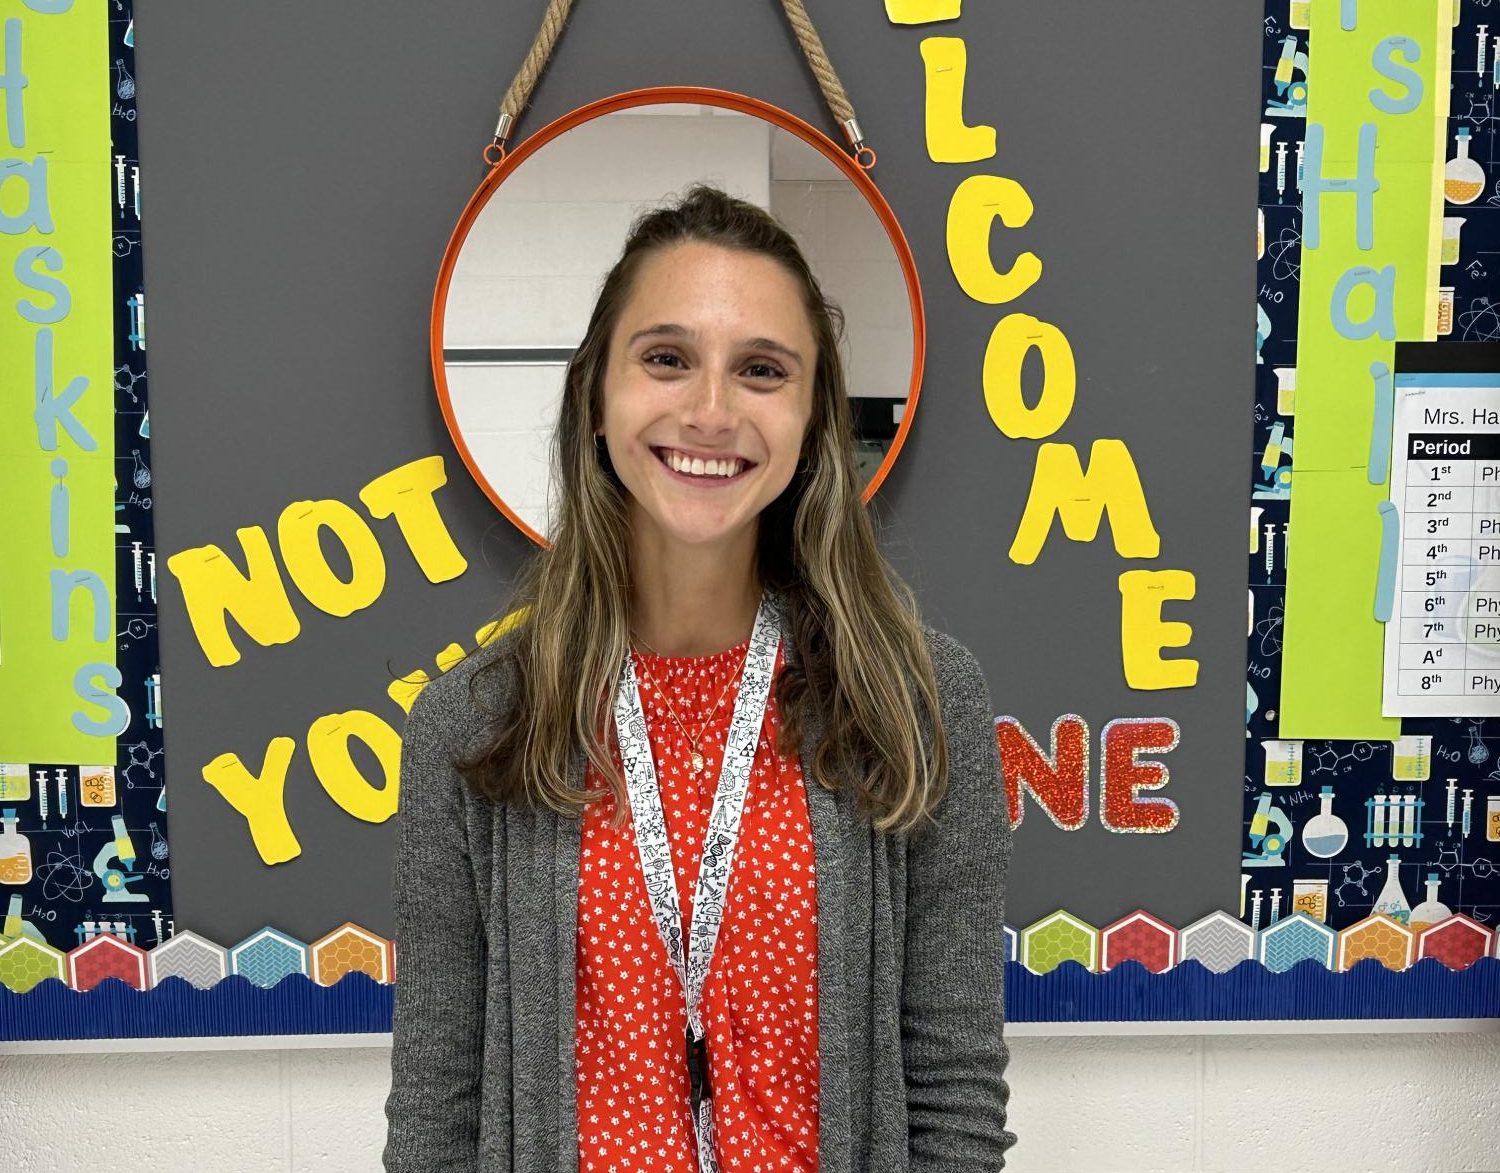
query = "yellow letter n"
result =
(165, 528, 301, 667)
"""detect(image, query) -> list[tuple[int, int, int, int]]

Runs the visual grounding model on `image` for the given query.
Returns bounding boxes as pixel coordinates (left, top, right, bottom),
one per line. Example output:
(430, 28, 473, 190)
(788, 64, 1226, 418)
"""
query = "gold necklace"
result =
(631, 635, 748, 775)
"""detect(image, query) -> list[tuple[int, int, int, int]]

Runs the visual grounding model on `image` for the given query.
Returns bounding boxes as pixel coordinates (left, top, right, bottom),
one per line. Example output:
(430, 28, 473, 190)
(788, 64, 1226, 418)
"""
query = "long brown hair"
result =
(453, 183, 947, 833)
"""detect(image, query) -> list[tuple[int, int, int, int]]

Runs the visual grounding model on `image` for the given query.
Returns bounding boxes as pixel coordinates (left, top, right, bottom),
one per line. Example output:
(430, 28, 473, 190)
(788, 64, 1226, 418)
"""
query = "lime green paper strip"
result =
(0, 4, 118, 762)
(1279, 0, 1452, 739)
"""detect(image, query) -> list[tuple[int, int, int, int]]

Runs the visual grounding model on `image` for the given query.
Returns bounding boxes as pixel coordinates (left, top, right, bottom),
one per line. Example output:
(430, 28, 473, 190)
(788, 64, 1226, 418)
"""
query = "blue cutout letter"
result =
(32, 327, 95, 452)
(15, 244, 68, 323)
(1370, 37, 1422, 115)
(0, 154, 52, 234)
(1302, 122, 1379, 251)
(0, 19, 26, 150)
(1331, 265, 1397, 341)
(72, 663, 129, 738)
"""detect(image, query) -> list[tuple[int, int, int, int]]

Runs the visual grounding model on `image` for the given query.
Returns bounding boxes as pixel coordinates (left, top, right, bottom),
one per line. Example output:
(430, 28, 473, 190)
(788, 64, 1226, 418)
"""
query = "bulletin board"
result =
(0, 0, 1495, 1043)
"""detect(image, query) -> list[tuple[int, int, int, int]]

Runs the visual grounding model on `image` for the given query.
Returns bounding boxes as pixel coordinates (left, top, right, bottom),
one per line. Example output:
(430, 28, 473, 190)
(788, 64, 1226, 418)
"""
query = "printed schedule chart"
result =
(1382, 372, 1500, 716)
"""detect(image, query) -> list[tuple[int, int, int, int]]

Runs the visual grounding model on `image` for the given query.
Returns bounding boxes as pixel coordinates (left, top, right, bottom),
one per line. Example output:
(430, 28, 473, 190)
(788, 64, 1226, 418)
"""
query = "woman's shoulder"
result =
(404, 623, 523, 750)
(917, 623, 993, 713)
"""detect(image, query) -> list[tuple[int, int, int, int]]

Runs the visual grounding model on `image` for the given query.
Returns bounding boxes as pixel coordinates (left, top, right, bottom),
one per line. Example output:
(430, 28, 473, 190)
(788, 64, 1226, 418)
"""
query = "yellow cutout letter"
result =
(921, 38, 995, 163)
(1009, 440, 1162, 565)
(359, 456, 469, 584)
(946, 175, 1042, 304)
(277, 499, 387, 618)
(886, 0, 961, 23)
(1119, 570, 1199, 690)
(385, 608, 529, 714)
(165, 529, 301, 667)
(308, 709, 402, 823)
(983, 313, 1077, 439)
(387, 671, 430, 715)
(435, 642, 468, 674)
(477, 608, 528, 647)
(202, 738, 301, 864)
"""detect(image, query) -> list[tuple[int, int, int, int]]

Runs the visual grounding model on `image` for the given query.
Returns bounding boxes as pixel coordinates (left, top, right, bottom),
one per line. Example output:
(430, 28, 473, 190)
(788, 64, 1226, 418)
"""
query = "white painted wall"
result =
(769, 139, 912, 409)
(3, 1032, 1497, 1171)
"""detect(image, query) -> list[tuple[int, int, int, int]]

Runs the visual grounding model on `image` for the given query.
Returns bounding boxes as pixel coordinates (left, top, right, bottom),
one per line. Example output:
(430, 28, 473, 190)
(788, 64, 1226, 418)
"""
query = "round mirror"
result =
(432, 86, 924, 545)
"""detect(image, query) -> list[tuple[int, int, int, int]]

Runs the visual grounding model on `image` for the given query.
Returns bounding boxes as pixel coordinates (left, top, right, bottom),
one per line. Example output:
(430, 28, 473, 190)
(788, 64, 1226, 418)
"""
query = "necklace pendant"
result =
(690, 750, 705, 774)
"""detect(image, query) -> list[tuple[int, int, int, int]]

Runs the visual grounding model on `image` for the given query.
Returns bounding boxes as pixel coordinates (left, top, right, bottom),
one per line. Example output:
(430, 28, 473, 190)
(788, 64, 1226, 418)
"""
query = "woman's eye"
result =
(744, 361, 787, 381)
(643, 351, 685, 370)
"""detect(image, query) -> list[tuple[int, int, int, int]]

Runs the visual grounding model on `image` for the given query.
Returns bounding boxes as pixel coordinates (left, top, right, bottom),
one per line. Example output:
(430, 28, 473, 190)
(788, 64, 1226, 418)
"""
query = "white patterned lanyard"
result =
(613, 591, 784, 1173)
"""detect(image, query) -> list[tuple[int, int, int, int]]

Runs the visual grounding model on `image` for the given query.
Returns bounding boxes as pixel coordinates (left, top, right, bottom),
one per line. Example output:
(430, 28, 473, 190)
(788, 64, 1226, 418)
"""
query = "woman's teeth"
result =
(661, 449, 745, 478)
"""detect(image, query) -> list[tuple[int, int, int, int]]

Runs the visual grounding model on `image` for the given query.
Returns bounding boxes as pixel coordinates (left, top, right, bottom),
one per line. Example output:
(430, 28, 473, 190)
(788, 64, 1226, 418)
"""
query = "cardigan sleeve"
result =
(903, 631, 1018, 1170)
(382, 681, 489, 1172)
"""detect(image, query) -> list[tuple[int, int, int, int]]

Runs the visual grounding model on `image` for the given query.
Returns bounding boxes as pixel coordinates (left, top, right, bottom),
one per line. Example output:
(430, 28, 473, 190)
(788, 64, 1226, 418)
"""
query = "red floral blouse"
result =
(576, 639, 820, 1171)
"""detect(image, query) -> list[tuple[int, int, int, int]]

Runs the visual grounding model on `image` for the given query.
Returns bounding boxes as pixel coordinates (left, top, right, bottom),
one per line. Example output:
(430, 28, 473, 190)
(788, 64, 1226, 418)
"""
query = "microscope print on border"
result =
(0, 761, 171, 950)
(1240, 729, 1500, 935)
(0, 4, 172, 961)
(1243, 0, 1500, 938)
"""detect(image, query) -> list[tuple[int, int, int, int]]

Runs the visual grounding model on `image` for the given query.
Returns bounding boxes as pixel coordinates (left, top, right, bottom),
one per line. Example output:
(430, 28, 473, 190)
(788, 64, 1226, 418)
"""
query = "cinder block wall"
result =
(4, 1032, 1498, 1171)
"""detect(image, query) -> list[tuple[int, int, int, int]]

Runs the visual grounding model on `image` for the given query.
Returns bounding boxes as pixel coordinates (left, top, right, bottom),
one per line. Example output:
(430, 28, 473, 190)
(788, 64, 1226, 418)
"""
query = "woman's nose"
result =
(682, 369, 734, 432)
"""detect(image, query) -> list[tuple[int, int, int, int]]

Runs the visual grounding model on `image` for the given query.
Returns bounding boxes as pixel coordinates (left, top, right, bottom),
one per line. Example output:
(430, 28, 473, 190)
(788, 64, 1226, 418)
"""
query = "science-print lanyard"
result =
(613, 590, 784, 1173)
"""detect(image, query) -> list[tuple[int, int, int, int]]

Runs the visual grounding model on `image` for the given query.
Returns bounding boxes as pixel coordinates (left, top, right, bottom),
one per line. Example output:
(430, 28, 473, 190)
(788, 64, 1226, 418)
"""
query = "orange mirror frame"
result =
(430, 85, 926, 547)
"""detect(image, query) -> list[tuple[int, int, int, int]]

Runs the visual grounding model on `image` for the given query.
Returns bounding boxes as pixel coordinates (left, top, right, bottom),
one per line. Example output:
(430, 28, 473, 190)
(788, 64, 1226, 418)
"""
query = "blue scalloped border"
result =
(0, 974, 394, 1041)
(1006, 957, 1500, 1022)
(1, 959, 1495, 1041)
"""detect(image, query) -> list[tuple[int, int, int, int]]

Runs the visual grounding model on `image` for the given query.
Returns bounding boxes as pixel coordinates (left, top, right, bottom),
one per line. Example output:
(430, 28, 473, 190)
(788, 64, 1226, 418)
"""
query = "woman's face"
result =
(599, 240, 817, 557)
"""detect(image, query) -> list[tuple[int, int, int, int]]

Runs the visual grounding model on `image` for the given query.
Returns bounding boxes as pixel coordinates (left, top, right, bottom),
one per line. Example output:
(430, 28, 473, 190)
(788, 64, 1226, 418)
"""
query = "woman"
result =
(384, 184, 1015, 1171)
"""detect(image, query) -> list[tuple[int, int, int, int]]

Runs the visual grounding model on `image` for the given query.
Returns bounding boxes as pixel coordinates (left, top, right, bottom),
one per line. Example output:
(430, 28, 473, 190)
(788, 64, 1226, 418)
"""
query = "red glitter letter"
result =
(1100, 718, 1181, 833)
(995, 714, 1089, 830)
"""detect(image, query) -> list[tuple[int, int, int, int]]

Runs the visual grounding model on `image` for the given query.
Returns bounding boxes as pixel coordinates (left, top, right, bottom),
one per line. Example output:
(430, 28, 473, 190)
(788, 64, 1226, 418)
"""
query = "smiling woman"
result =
(431, 90, 923, 544)
(388, 177, 1015, 1172)
(389, 90, 1013, 1173)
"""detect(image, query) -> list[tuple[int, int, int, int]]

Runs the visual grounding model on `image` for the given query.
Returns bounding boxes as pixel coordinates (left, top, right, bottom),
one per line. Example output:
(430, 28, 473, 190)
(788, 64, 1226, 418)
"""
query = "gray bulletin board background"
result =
(133, 0, 1261, 943)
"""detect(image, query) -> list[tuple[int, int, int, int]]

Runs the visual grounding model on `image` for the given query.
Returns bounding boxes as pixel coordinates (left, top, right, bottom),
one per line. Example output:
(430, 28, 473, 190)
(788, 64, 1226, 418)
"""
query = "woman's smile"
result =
(650, 445, 757, 485)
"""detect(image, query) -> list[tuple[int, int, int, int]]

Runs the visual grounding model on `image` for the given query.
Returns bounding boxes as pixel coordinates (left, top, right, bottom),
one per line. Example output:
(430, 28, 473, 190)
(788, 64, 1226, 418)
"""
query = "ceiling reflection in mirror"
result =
(439, 103, 917, 541)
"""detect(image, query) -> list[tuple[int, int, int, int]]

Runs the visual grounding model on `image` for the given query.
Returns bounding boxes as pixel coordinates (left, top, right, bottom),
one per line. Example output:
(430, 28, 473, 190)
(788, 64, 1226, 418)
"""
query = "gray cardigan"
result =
(383, 622, 1016, 1171)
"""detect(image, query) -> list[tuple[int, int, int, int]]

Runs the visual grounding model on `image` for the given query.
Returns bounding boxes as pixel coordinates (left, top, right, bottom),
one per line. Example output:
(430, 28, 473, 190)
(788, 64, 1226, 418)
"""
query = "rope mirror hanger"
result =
(481, 0, 877, 170)
(430, 5, 924, 545)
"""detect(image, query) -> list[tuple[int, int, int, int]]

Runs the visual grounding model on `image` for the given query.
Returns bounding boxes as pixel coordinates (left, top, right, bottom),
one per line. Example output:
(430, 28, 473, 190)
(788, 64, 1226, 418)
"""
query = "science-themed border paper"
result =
(1249, 0, 1500, 942)
(0, 909, 1494, 1040)
(0, 5, 171, 956)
